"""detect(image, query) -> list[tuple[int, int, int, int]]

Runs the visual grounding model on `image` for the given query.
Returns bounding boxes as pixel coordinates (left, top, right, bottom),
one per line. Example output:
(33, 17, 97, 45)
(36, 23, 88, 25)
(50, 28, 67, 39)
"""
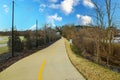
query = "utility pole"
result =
(36, 20, 38, 48)
(44, 24, 47, 44)
(12, 0, 14, 57)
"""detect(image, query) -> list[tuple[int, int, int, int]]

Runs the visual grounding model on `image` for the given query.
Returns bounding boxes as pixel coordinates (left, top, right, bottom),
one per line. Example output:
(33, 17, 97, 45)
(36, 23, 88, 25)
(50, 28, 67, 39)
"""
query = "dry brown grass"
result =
(64, 38, 120, 80)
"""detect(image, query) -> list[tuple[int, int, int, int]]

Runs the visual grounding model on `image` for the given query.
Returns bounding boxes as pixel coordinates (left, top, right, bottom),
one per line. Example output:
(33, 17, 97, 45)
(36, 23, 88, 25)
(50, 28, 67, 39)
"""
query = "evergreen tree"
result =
(8, 30, 24, 53)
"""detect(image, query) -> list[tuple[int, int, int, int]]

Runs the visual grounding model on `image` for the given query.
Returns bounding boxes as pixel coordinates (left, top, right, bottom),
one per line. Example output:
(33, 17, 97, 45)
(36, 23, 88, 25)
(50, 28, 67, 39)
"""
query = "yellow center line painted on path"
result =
(38, 60, 46, 80)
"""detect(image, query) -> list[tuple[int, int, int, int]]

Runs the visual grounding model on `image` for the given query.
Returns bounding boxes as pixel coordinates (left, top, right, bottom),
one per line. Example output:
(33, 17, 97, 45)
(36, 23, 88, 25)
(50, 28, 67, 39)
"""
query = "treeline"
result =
(62, 24, 120, 68)
(7, 26, 61, 56)
(0, 31, 28, 36)
(62, 0, 120, 70)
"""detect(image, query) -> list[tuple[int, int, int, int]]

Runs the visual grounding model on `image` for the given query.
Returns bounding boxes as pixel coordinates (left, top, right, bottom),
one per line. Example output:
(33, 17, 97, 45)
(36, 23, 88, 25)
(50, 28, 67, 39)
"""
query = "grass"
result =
(0, 36, 8, 44)
(64, 38, 120, 80)
(0, 36, 24, 55)
(70, 44, 80, 55)
(20, 36, 24, 40)
(0, 36, 9, 55)
(0, 36, 24, 44)
(0, 46, 9, 55)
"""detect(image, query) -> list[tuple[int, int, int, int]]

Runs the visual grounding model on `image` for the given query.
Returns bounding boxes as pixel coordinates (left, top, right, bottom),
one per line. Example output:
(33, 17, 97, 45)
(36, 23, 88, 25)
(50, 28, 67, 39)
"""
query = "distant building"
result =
(112, 33, 120, 43)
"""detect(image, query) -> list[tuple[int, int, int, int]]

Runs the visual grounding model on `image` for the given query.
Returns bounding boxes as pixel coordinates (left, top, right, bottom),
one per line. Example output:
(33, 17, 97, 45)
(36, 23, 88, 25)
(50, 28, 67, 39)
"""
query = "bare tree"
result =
(43, 24, 47, 44)
(36, 20, 38, 48)
(92, 0, 105, 63)
(104, 0, 116, 66)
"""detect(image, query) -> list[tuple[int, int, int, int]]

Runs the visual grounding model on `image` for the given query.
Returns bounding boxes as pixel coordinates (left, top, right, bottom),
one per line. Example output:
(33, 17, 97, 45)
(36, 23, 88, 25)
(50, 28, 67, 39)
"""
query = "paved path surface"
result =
(0, 38, 85, 80)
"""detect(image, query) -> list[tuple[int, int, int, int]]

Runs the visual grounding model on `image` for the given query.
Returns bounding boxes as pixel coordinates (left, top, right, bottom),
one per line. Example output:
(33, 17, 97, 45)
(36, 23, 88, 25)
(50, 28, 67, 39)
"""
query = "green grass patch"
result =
(0, 46, 9, 55)
(0, 36, 24, 55)
(0, 36, 24, 44)
(20, 36, 24, 41)
(70, 44, 80, 55)
(0, 36, 8, 44)
(65, 39, 120, 80)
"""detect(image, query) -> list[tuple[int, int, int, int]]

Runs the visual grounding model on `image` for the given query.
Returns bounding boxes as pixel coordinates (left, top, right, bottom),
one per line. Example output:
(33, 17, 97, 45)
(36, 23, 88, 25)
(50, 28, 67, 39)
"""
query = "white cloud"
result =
(49, 0, 58, 3)
(83, 0, 94, 8)
(76, 14, 93, 25)
(60, 0, 80, 15)
(49, 4, 60, 9)
(73, 0, 80, 6)
(29, 24, 36, 30)
(49, 0, 80, 15)
(47, 13, 62, 27)
(3, 4, 9, 13)
(60, 0, 74, 15)
(76, 14, 81, 18)
(39, 4, 46, 12)
(48, 13, 62, 22)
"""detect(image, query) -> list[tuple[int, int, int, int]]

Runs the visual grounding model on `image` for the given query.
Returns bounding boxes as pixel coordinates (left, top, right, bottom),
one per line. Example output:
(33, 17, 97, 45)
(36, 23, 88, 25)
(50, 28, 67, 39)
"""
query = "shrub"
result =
(23, 31, 35, 50)
(8, 30, 24, 52)
(71, 44, 80, 55)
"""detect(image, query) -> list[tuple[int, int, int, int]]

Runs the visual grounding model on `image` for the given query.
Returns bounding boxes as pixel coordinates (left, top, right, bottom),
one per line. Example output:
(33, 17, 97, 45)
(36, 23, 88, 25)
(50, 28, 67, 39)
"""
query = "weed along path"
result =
(0, 38, 85, 80)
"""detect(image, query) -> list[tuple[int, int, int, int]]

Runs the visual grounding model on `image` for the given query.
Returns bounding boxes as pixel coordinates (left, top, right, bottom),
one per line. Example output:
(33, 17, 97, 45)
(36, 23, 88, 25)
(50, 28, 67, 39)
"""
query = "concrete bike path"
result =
(0, 38, 85, 80)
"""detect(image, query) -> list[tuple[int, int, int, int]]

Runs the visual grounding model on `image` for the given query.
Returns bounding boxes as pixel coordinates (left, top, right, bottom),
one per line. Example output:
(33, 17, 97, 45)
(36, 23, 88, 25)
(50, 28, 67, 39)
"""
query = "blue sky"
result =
(0, 0, 120, 31)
